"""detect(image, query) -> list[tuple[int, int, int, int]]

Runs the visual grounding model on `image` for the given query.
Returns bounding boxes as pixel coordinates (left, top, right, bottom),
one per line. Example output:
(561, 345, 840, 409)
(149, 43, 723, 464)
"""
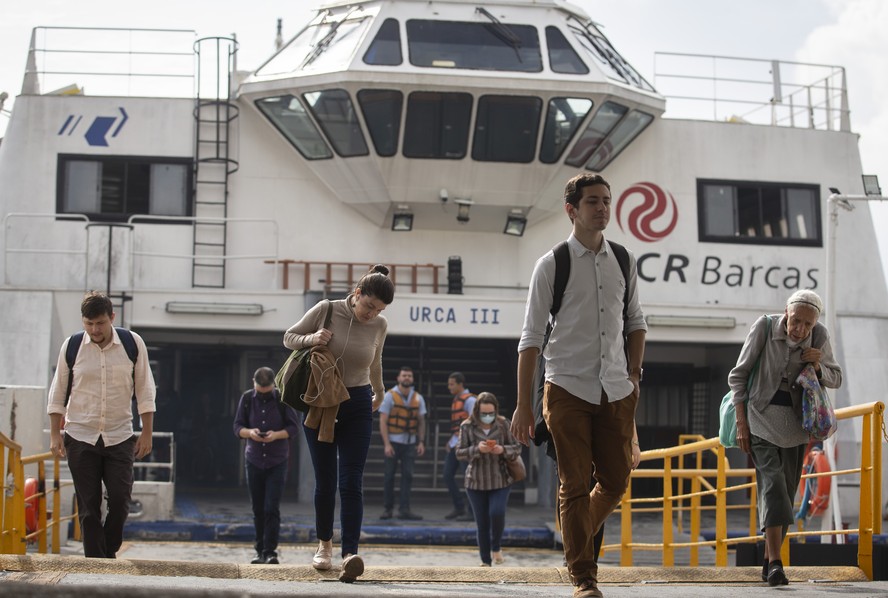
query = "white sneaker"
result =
(339, 553, 364, 583)
(311, 540, 333, 570)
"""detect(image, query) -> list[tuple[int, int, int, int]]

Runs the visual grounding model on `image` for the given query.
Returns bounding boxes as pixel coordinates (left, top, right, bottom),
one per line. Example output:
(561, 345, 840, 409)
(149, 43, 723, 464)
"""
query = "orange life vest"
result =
(387, 388, 421, 436)
(450, 390, 475, 433)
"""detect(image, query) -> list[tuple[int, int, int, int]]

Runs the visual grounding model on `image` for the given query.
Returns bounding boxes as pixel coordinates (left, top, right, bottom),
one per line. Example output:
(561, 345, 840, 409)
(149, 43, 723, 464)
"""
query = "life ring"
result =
(24, 477, 39, 534)
(796, 444, 831, 520)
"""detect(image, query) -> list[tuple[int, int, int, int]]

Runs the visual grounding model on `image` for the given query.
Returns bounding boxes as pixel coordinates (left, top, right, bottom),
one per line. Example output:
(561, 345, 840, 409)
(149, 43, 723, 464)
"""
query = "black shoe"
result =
(767, 561, 789, 586)
(457, 512, 475, 522)
(264, 555, 279, 565)
(250, 554, 265, 564)
(761, 559, 769, 582)
(380, 509, 393, 520)
(398, 511, 423, 520)
(444, 509, 465, 520)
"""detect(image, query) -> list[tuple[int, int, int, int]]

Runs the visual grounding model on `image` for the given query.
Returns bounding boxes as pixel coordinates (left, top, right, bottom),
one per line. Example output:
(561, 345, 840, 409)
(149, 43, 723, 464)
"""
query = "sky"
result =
(1, 0, 886, 280)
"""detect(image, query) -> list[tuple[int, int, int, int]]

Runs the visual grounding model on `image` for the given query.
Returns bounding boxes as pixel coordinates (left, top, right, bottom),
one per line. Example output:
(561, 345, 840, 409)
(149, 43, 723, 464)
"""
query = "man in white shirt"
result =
(511, 173, 646, 598)
(48, 291, 156, 558)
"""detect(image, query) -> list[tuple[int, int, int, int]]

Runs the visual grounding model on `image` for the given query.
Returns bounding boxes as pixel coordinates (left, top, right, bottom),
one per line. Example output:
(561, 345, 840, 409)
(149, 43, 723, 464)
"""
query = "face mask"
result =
(480, 413, 496, 425)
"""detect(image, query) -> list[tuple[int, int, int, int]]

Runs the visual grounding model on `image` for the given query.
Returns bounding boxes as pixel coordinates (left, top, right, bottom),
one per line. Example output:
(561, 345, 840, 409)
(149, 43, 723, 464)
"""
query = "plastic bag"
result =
(797, 364, 837, 441)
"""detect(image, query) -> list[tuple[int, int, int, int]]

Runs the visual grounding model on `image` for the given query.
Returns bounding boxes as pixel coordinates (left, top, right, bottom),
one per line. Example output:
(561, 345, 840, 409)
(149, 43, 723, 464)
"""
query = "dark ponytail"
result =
(357, 264, 395, 305)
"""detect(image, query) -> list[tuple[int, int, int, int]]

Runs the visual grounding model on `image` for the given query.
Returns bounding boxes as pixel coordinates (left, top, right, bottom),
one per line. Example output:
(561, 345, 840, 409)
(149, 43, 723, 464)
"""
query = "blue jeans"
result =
(466, 486, 511, 565)
(383, 442, 417, 513)
(443, 448, 467, 511)
(246, 460, 287, 557)
(302, 385, 372, 557)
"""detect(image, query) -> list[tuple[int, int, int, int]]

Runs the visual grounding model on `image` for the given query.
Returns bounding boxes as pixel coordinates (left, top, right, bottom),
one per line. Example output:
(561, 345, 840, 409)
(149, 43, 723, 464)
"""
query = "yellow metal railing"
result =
(1, 435, 77, 555)
(609, 401, 885, 579)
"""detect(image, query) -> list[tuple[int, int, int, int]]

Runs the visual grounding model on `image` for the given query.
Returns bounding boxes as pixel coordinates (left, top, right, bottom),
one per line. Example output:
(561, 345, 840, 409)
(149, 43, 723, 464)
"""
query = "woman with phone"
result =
(456, 392, 522, 567)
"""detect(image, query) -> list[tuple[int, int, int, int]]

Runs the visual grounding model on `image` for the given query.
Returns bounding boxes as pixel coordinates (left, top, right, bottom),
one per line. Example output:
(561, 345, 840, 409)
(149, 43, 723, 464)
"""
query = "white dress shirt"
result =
(47, 328, 156, 446)
(518, 234, 647, 404)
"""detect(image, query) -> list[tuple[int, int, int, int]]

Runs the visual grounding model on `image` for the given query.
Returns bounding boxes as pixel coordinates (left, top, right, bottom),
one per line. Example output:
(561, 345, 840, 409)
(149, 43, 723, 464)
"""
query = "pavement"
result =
(3, 491, 888, 596)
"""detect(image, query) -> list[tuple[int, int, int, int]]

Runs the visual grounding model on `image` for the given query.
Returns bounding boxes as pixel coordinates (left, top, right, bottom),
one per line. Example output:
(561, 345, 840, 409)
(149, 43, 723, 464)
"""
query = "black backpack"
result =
(533, 240, 631, 459)
(64, 327, 139, 407)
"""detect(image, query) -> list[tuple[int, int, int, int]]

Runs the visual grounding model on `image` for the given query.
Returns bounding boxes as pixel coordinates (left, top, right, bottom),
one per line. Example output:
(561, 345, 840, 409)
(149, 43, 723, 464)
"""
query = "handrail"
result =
(653, 52, 850, 132)
(1, 440, 77, 555)
(610, 401, 884, 579)
(3, 212, 89, 287)
(264, 259, 445, 294)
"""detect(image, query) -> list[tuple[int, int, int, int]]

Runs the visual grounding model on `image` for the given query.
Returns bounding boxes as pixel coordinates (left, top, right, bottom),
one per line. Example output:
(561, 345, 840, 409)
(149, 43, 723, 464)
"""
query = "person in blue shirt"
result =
(233, 367, 301, 565)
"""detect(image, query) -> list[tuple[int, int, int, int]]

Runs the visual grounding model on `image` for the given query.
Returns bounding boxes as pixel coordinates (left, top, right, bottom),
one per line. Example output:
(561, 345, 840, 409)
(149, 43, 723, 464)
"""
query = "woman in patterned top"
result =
(456, 392, 522, 567)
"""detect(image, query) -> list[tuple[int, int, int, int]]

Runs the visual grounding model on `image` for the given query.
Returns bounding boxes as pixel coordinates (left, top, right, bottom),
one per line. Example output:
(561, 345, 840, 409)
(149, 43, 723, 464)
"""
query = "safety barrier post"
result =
(52, 457, 61, 554)
(859, 410, 874, 579)
(620, 484, 633, 566)
(662, 456, 674, 566)
(36, 460, 47, 553)
(715, 443, 728, 566)
(873, 403, 884, 536)
(689, 448, 702, 567)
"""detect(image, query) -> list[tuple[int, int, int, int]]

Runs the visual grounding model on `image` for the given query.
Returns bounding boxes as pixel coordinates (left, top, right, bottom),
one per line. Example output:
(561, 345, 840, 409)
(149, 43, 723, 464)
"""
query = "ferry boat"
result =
(0, 0, 885, 525)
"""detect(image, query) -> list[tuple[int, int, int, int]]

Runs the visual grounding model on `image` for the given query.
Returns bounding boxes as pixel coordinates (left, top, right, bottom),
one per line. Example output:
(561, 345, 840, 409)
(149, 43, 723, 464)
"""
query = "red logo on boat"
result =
(616, 182, 678, 242)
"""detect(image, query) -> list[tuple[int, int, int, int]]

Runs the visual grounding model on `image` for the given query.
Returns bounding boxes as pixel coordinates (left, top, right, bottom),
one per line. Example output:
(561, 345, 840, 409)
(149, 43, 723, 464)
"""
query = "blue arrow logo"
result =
(78, 107, 129, 146)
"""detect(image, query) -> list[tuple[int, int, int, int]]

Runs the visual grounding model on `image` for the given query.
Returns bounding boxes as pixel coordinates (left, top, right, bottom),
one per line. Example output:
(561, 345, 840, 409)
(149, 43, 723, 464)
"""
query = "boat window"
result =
(363, 18, 402, 66)
(540, 97, 593, 164)
(256, 12, 371, 75)
(303, 89, 369, 157)
(57, 155, 192, 222)
(403, 92, 472, 159)
(472, 95, 542, 163)
(406, 19, 542, 72)
(565, 101, 627, 167)
(585, 110, 653, 170)
(567, 20, 655, 92)
(545, 26, 588, 74)
(698, 180, 821, 246)
(255, 95, 333, 160)
(357, 89, 403, 156)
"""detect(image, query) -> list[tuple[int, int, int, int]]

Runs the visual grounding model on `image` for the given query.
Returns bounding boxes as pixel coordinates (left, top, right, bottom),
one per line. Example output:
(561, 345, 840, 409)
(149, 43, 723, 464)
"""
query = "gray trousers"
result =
(750, 435, 806, 533)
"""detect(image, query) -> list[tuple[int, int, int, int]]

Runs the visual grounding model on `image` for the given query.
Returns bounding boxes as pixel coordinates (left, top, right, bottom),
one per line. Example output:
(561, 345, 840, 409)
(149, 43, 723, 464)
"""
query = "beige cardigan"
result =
(302, 346, 349, 442)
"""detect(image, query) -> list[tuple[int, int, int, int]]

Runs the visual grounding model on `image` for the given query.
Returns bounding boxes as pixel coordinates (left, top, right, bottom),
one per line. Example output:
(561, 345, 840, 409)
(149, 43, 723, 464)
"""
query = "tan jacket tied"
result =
(302, 346, 349, 442)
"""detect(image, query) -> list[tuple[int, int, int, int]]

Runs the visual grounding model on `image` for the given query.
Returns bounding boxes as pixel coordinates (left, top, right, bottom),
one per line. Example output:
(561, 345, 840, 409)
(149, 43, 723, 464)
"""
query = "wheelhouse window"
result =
(57, 155, 192, 222)
(406, 19, 542, 72)
(472, 95, 541, 163)
(565, 101, 627, 167)
(698, 180, 821, 246)
(255, 13, 372, 75)
(567, 19, 655, 92)
(255, 95, 333, 160)
(403, 92, 472, 159)
(584, 109, 653, 171)
(545, 26, 588, 74)
(357, 89, 403, 156)
(540, 97, 593, 164)
(363, 18, 402, 65)
(303, 89, 369, 157)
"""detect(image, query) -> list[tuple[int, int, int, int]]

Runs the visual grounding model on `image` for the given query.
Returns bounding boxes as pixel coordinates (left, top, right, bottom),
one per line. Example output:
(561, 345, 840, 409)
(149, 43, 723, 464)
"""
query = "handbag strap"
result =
(322, 299, 333, 329)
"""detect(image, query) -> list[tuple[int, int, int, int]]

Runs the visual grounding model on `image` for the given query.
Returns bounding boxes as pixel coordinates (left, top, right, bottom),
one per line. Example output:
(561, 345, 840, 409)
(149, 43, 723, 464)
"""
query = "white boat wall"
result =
(0, 0, 885, 521)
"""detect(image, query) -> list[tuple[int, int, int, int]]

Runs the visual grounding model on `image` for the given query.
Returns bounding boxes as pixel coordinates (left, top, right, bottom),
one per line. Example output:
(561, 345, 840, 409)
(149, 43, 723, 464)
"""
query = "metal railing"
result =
(654, 53, 850, 132)
(22, 27, 196, 98)
(3, 213, 89, 287)
(609, 401, 885, 579)
(1, 435, 77, 555)
(264, 259, 445, 295)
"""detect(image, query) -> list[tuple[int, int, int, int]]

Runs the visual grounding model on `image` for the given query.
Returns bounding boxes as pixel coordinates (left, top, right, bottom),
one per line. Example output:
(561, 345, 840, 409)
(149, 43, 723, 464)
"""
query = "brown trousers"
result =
(544, 382, 636, 584)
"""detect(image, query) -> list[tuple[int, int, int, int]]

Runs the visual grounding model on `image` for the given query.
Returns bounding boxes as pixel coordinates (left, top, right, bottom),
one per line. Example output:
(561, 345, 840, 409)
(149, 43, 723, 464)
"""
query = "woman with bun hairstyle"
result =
(456, 392, 522, 567)
(283, 265, 394, 583)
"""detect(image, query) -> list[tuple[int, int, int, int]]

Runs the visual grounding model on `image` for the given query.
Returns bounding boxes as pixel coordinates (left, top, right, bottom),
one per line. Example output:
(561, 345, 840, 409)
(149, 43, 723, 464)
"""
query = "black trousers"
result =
(65, 434, 136, 558)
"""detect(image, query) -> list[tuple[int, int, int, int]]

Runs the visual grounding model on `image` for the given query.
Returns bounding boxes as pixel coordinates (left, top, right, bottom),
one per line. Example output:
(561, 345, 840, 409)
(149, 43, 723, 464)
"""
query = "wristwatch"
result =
(629, 367, 643, 382)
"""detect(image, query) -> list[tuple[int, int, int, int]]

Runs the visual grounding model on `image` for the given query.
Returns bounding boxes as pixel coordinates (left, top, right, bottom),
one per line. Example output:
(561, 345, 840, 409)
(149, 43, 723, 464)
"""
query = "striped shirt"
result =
(455, 416, 522, 490)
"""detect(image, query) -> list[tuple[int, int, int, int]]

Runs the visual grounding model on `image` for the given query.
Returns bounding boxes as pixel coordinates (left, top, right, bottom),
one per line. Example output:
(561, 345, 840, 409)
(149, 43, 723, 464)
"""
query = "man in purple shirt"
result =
(233, 367, 301, 564)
